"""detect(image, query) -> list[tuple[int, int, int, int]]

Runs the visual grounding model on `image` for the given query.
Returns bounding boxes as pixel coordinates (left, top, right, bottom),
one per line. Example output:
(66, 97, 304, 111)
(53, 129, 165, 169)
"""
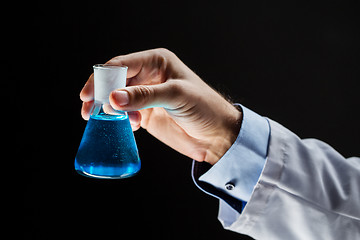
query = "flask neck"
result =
(90, 101, 127, 119)
(93, 64, 127, 104)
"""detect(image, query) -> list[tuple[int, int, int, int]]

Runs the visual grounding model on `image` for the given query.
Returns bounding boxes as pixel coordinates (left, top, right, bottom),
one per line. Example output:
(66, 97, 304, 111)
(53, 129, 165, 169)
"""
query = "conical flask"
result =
(75, 64, 141, 179)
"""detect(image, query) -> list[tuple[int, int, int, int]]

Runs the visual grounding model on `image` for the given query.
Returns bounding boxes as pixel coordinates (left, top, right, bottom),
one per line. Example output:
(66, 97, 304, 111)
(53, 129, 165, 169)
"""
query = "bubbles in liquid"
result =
(75, 114, 141, 179)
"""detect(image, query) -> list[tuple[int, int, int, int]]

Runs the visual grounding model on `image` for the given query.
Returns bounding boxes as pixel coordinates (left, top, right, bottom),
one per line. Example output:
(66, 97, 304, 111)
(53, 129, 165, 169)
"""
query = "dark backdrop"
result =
(21, 1, 359, 239)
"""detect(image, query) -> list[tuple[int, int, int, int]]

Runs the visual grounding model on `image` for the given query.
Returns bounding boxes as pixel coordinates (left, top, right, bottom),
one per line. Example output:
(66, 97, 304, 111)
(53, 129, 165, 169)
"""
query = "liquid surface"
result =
(75, 114, 140, 179)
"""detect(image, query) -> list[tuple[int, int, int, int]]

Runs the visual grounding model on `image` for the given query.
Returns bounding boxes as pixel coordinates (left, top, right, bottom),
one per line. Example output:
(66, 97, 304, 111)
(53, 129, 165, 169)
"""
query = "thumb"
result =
(109, 82, 182, 111)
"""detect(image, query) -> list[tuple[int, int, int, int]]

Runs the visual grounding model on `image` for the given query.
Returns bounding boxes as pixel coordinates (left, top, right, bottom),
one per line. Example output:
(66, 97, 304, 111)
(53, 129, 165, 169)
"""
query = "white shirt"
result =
(192, 105, 360, 239)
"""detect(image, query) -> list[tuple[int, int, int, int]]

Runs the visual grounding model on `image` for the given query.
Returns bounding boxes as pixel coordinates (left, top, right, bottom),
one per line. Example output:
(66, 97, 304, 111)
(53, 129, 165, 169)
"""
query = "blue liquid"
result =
(75, 114, 141, 179)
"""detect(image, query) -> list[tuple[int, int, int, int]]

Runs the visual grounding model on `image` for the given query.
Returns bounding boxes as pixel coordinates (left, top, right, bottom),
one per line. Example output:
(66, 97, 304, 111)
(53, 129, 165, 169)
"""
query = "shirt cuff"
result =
(192, 104, 270, 211)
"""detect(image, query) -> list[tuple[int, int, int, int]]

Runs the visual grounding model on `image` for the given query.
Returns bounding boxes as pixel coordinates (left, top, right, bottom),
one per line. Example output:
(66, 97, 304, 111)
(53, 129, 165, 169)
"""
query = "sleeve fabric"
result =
(192, 105, 360, 240)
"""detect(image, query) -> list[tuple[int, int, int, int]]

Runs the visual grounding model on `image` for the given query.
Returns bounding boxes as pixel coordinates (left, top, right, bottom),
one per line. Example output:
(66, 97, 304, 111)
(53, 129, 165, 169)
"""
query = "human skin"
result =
(80, 48, 242, 165)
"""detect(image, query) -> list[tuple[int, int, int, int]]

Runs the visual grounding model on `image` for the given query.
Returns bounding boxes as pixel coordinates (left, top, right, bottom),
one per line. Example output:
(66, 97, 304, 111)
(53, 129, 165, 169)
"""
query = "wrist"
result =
(205, 105, 242, 165)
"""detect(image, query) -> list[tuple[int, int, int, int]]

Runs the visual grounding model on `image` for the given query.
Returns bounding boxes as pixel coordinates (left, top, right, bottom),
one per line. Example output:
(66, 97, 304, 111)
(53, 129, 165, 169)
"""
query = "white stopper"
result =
(93, 64, 128, 103)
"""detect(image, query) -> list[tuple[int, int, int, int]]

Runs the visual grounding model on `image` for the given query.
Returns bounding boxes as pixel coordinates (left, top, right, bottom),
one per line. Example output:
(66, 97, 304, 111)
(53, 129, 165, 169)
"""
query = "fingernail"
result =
(112, 90, 129, 106)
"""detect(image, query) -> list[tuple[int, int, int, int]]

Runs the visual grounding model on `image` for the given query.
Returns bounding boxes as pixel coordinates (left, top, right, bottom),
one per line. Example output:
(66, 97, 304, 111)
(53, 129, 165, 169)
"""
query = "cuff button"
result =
(225, 182, 235, 191)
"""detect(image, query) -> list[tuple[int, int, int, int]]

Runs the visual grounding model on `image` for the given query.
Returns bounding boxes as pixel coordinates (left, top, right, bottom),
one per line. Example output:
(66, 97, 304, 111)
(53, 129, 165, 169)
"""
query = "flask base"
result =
(75, 163, 140, 179)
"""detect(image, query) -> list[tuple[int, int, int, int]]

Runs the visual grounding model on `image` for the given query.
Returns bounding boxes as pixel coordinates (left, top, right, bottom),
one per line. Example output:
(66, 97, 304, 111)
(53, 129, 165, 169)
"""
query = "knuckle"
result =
(165, 81, 187, 107)
(133, 85, 154, 105)
(155, 48, 171, 55)
(137, 85, 153, 97)
(154, 48, 177, 60)
(167, 81, 183, 97)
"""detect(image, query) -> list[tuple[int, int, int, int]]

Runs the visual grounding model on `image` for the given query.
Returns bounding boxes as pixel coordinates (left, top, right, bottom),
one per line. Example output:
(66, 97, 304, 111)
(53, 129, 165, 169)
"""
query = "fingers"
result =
(106, 48, 173, 86)
(109, 80, 183, 112)
(81, 100, 94, 120)
(80, 74, 94, 102)
(105, 51, 148, 79)
(128, 111, 141, 131)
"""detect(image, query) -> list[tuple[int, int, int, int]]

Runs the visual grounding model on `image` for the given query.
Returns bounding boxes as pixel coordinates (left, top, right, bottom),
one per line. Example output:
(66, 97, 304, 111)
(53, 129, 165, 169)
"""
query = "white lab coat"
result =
(217, 119, 360, 239)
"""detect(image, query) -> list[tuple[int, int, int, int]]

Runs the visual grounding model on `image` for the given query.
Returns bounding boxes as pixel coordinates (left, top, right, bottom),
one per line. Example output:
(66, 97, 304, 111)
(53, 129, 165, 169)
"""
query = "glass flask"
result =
(75, 64, 141, 179)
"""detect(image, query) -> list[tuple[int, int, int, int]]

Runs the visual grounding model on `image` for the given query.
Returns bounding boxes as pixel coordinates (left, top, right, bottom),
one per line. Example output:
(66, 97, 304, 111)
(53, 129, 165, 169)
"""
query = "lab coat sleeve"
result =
(193, 106, 360, 239)
(219, 119, 360, 239)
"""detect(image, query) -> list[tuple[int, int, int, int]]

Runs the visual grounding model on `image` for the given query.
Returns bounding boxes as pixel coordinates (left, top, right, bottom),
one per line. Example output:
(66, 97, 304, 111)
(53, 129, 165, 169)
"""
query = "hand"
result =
(80, 48, 242, 165)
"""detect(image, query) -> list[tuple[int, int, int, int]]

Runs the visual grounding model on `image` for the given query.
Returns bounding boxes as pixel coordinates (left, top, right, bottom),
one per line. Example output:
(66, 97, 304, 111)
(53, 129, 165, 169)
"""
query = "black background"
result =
(20, 1, 359, 239)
